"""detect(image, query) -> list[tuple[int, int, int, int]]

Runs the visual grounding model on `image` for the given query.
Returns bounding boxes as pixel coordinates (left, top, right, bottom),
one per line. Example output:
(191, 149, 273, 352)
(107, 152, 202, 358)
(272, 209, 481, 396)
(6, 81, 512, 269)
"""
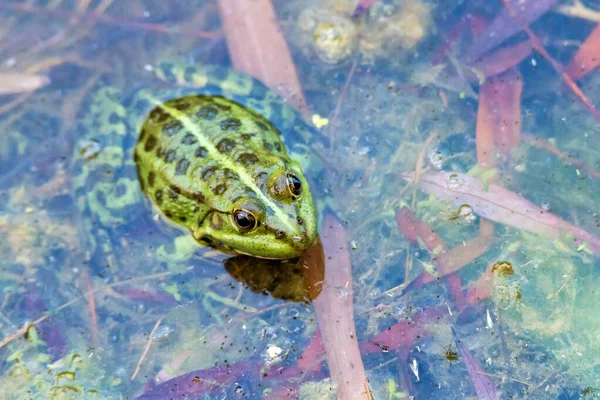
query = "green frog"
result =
(72, 62, 319, 269)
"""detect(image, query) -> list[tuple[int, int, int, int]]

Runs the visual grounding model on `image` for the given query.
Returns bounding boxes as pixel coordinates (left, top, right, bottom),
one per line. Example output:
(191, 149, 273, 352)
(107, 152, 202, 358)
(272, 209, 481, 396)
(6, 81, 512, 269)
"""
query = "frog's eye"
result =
(233, 209, 257, 232)
(286, 174, 302, 197)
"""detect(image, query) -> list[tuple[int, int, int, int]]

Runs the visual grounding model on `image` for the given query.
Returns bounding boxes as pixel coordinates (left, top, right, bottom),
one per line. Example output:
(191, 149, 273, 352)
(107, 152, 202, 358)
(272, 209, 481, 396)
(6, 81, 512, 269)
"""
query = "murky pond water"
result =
(0, 1, 599, 399)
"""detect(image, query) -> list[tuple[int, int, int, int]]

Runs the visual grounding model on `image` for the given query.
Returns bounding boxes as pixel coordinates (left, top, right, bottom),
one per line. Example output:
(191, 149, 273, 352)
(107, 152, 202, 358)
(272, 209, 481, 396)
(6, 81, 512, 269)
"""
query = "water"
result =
(0, 1, 599, 399)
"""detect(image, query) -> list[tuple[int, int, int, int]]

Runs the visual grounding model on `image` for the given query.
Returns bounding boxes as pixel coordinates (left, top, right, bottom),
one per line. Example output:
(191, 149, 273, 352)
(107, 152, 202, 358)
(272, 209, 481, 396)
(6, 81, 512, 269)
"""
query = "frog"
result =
(72, 61, 320, 270)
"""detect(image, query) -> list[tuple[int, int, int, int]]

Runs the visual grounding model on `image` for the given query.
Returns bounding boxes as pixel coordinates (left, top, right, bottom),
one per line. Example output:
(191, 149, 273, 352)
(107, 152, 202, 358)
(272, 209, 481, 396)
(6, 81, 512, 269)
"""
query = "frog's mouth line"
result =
(192, 210, 312, 257)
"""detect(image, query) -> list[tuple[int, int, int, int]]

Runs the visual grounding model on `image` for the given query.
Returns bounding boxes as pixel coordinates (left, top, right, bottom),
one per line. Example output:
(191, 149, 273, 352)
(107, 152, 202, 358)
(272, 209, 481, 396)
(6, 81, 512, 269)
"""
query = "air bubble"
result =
(428, 149, 444, 170)
(446, 173, 462, 189)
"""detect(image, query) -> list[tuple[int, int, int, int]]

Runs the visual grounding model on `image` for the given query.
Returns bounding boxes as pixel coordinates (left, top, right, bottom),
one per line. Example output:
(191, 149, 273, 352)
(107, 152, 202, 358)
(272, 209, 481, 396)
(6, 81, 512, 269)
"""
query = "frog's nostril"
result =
(275, 230, 286, 238)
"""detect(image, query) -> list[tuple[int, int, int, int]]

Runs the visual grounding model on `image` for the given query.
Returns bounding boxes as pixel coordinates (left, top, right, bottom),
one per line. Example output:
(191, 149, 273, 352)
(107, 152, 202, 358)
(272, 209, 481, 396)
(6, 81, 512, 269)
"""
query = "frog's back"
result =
(133, 94, 292, 224)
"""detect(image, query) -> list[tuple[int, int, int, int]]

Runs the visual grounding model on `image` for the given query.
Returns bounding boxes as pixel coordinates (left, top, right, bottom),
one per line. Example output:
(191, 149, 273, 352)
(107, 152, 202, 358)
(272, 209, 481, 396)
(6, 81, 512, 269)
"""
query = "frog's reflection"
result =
(223, 251, 323, 303)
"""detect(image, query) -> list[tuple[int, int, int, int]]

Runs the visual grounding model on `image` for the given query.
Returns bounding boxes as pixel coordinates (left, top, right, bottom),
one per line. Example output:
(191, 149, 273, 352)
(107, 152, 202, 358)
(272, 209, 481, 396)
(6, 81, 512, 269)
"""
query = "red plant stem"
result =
(400, 235, 495, 298)
(465, 263, 495, 303)
(478, 70, 523, 157)
(217, 0, 307, 111)
(501, 0, 600, 122)
(475, 40, 531, 80)
(452, 326, 499, 399)
(395, 207, 466, 308)
(296, 329, 326, 373)
(475, 83, 497, 169)
(475, 74, 499, 237)
(565, 23, 600, 81)
(360, 305, 447, 354)
(304, 214, 373, 400)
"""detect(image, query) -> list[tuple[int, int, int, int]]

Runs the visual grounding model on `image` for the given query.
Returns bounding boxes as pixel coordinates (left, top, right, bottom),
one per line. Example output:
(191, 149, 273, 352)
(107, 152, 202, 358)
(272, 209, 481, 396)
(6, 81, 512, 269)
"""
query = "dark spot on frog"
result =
(183, 66, 197, 83)
(195, 146, 208, 158)
(213, 101, 231, 112)
(191, 191, 205, 204)
(108, 112, 122, 125)
(255, 171, 268, 183)
(241, 133, 254, 140)
(175, 158, 190, 175)
(155, 146, 163, 158)
(72, 160, 84, 176)
(149, 107, 170, 123)
(274, 142, 282, 152)
(147, 171, 155, 187)
(255, 120, 268, 131)
(138, 128, 147, 142)
(210, 67, 228, 82)
(95, 190, 106, 206)
(237, 153, 259, 166)
(220, 118, 242, 131)
(133, 98, 151, 114)
(263, 140, 273, 151)
(216, 138, 236, 153)
(164, 210, 173, 219)
(159, 62, 177, 82)
(114, 183, 127, 198)
(162, 119, 183, 137)
(155, 189, 163, 206)
(173, 100, 190, 111)
(181, 133, 198, 145)
(201, 166, 217, 180)
(212, 183, 227, 195)
(168, 186, 179, 200)
(162, 149, 176, 163)
(144, 135, 157, 152)
(179, 216, 187, 222)
(196, 105, 218, 120)
(223, 169, 238, 180)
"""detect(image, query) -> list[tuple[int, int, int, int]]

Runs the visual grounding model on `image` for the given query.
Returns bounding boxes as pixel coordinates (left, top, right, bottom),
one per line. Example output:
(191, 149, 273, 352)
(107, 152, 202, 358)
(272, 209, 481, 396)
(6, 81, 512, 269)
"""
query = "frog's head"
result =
(195, 165, 318, 260)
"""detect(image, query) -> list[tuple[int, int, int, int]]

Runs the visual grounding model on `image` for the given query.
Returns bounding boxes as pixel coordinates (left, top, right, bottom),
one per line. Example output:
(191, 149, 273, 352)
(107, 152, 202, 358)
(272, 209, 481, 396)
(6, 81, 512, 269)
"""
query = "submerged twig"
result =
(0, 272, 173, 350)
(131, 317, 164, 381)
